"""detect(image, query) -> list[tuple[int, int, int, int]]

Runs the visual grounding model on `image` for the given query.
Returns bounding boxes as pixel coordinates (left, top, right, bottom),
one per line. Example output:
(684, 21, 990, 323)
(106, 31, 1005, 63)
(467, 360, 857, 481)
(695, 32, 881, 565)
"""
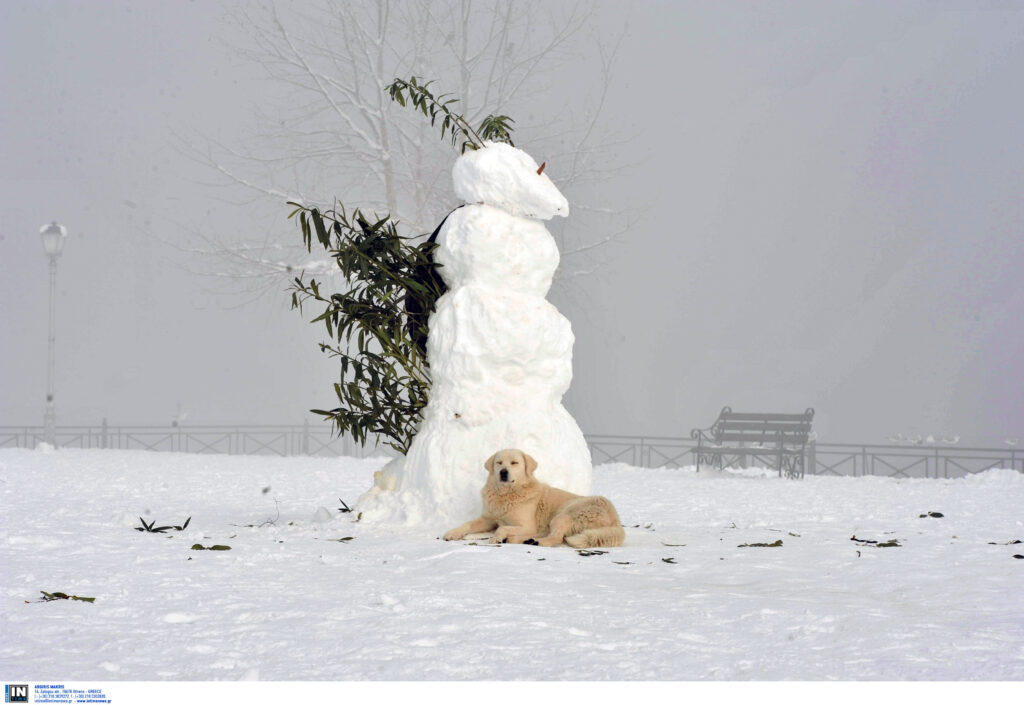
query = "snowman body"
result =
(357, 142, 592, 528)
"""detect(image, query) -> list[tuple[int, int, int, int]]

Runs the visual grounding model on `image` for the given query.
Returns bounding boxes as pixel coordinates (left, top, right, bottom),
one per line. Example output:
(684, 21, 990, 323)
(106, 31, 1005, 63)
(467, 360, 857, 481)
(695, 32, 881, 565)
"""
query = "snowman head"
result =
(452, 141, 569, 220)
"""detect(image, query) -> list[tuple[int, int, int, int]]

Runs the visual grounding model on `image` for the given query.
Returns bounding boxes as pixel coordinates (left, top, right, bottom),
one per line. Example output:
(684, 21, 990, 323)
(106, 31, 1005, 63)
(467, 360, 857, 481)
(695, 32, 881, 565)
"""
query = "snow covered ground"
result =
(1, 446, 1023, 681)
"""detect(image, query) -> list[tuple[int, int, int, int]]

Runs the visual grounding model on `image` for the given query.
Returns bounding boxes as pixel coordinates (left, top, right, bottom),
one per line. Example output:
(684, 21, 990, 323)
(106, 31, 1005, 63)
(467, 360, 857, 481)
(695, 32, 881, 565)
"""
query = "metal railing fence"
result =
(583, 434, 695, 469)
(0, 421, 386, 459)
(2, 424, 1021, 478)
(805, 442, 1021, 479)
(583, 435, 1021, 478)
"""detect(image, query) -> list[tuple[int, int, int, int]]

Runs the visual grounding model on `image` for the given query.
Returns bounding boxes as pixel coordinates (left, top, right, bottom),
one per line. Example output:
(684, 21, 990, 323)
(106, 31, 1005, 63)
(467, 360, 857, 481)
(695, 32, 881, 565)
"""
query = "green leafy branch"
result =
(478, 114, 516, 145)
(38, 591, 96, 603)
(387, 76, 515, 153)
(289, 202, 447, 454)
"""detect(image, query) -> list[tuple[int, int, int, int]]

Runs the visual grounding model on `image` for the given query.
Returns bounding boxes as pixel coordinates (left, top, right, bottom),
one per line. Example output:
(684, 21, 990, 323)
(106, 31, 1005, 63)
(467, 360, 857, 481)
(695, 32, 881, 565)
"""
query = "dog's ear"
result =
(523, 453, 538, 477)
(484, 452, 497, 473)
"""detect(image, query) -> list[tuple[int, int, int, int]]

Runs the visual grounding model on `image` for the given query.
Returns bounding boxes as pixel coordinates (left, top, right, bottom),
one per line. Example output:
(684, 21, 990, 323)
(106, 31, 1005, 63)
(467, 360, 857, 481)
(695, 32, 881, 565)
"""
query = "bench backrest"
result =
(712, 407, 814, 447)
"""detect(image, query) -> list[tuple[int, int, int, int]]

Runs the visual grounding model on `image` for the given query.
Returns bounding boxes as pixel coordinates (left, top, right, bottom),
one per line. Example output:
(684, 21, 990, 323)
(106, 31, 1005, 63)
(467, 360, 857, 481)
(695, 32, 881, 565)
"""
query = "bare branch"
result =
(176, 0, 631, 298)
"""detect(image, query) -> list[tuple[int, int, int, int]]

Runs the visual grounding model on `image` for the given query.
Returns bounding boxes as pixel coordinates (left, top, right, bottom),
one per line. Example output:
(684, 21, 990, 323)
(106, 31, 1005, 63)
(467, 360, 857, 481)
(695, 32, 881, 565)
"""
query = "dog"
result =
(443, 448, 625, 548)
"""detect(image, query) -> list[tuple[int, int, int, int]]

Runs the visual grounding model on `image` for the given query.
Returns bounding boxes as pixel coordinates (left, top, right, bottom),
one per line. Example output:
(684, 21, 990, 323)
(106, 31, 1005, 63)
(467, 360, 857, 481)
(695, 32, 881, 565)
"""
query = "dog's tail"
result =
(565, 525, 625, 549)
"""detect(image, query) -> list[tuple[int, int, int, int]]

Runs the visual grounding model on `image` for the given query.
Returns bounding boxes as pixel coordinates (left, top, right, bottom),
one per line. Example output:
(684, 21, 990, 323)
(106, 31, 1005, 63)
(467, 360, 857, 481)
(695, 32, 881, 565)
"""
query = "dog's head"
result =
(484, 448, 538, 490)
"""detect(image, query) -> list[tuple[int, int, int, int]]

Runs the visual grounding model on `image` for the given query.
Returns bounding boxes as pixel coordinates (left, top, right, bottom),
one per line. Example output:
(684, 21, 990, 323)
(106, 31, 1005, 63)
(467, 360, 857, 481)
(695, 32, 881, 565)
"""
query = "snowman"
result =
(357, 141, 593, 528)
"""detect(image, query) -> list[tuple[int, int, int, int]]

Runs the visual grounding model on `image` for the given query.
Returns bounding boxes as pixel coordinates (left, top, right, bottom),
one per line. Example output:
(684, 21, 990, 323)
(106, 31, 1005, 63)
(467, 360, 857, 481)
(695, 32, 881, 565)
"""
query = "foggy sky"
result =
(2, 1, 1023, 447)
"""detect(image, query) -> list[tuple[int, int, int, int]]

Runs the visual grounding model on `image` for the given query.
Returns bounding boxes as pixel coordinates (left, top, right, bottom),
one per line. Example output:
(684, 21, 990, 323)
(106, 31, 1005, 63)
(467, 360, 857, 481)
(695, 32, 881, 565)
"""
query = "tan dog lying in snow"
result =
(443, 449, 625, 548)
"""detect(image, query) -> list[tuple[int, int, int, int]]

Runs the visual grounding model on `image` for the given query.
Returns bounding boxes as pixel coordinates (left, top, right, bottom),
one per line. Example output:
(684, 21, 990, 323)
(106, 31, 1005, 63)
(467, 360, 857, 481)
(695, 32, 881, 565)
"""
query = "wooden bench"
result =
(690, 407, 814, 479)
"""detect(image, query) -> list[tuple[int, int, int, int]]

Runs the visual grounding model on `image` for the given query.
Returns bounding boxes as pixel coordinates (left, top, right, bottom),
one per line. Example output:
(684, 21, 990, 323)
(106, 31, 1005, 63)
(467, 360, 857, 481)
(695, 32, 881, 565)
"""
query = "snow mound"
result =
(959, 467, 1024, 485)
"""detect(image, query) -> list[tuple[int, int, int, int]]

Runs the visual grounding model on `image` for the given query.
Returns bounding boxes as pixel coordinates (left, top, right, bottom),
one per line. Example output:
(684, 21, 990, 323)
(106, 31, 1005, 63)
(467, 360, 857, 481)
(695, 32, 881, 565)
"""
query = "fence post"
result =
(302, 418, 310, 456)
(807, 440, 816, 476)
(101, 417, 108, 449)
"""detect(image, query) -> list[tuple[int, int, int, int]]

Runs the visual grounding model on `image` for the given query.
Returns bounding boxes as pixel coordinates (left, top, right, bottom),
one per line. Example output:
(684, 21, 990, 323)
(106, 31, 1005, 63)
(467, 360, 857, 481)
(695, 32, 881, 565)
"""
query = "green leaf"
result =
(312, 210, 331, 249)
(38, 591, 95, 603)
(738, 540, 783, 548)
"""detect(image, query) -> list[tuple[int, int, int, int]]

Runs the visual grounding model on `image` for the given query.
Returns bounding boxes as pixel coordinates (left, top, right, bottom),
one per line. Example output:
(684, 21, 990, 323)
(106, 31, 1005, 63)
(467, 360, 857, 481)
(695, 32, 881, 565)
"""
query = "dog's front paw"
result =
(443, 529, 465, 541)
(536, 535, 564, 547)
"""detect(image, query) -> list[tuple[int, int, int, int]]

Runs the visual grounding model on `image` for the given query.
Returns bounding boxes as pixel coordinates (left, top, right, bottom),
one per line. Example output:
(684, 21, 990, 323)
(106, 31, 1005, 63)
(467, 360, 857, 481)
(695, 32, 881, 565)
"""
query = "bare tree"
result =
(174, 0, 632, 300)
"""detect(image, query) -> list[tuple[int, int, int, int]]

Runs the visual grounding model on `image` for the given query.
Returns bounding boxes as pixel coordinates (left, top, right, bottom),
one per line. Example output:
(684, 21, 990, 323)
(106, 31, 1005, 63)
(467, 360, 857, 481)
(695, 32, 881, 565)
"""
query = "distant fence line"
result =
(585, 434, 1022, 479)
(1, 423, 1021, 479)
(0, 422, 379, 459)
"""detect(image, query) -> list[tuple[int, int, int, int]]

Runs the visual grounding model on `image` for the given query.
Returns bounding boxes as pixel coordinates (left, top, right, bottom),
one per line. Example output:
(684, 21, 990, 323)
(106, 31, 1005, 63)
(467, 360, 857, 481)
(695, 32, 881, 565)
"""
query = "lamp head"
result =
(39, 221, 67, 257)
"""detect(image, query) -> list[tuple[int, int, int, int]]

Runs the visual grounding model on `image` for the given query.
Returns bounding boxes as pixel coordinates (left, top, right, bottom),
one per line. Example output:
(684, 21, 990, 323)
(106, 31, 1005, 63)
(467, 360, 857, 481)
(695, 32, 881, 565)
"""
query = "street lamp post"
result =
(40, 221, 67, 446)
